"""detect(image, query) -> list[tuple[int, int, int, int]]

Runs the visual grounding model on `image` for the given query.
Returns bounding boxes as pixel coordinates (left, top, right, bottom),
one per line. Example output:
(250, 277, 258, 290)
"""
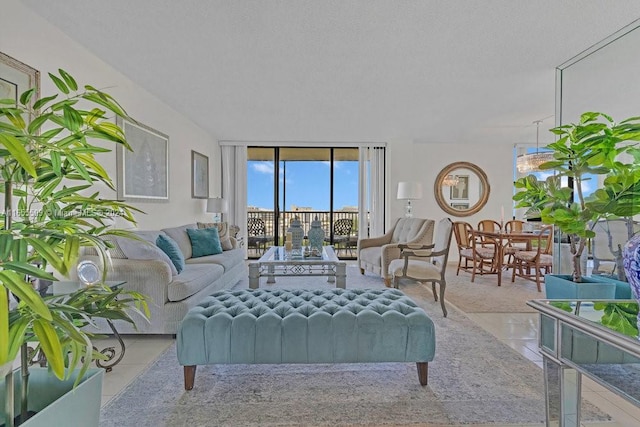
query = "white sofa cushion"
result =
(162, 224, 197, 259)
(168, 264, 224, 302)
(184, 248, 244, 271)
(117, 234, 178, 276)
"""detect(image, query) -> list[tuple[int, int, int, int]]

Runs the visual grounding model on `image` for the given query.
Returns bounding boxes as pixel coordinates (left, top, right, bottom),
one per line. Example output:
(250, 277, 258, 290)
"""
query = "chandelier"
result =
(516, 120, 554, 173)
(442, 174, 459, 186)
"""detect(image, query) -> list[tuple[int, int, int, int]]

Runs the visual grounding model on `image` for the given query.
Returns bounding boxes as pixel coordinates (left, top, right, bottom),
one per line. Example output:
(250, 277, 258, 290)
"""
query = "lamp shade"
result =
(206, 197, 228, 213)
(397, 182, 423, 200)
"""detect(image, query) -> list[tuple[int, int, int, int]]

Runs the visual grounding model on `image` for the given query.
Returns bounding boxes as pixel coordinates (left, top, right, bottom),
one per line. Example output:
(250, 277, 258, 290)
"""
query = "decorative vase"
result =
(622, 232, 640, 338)
(287, 216, 304, 253)
(308, 215, 325, 253)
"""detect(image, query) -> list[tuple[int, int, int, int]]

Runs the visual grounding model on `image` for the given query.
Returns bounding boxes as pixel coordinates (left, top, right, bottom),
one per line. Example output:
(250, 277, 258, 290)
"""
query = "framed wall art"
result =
(0, 51, 40, 119)
(191, 150, 209, 199)
(449, 175, 469, 200)
(116, 117, 169, 201)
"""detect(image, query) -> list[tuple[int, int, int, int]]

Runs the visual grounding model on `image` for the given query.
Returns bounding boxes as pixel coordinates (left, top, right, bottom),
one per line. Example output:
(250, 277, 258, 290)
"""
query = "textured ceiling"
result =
(22, 0, 640, 145)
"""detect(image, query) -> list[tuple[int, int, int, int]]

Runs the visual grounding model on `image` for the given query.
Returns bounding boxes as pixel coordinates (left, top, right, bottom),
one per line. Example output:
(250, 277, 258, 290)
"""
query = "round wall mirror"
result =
(434, 161, 490, 217)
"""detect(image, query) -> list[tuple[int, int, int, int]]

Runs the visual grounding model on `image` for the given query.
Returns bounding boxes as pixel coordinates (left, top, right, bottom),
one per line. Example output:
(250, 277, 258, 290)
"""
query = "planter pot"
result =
(0, 361, 14, 379)
(589, 275, 632, 299)
(544, 274, 616, 300)
(557, 243, 588, 276)
(0, 367, 103, 427)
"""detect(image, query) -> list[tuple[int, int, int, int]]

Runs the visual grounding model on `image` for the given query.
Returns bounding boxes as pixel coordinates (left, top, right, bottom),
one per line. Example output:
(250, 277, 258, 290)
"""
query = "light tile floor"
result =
(98, 302, 640, 427)
(468, 312, 640, 427)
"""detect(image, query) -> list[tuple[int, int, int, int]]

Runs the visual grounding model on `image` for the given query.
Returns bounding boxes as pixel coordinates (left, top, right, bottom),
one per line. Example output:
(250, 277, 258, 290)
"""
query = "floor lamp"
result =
(206, 197, 228, 223)
(397, 182, 423, 218)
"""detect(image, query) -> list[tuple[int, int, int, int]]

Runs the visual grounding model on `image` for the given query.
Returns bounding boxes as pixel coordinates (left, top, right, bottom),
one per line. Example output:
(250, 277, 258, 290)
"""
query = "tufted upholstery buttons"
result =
(194, 288, 420, 321)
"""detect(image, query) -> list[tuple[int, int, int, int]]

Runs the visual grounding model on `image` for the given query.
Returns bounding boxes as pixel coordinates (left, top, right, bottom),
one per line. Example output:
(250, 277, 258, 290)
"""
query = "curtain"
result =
(221, 145, 247, 257)
(358, 146, 386, 238)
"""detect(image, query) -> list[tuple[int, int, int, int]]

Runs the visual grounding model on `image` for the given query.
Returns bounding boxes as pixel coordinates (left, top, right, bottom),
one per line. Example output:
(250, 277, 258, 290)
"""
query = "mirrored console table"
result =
(527, 299, 640, 427)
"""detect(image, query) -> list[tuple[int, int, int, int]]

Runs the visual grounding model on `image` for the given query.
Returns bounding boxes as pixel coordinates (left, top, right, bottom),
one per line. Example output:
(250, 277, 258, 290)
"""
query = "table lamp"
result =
(397, 182, 423, 218)
(206, 197, 228, 222)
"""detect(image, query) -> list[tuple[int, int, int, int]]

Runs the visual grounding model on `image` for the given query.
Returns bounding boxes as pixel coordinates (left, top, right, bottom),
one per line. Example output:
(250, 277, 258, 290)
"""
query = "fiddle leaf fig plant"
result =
(0, 68, 149, 384)
(513, 112, 640, 282)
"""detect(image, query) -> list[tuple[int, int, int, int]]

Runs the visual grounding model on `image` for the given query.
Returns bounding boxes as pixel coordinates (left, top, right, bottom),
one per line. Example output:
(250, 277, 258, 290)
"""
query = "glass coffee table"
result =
(34, 280, 127, 372)
(248, 246, 347, 289)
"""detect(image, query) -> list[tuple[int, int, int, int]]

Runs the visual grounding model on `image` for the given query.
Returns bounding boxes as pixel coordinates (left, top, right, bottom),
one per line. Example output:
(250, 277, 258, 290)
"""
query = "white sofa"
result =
(81, 222, 246, 334)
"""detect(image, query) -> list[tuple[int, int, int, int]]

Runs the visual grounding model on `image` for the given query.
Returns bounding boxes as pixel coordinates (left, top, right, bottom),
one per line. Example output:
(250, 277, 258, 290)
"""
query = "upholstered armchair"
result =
(358, 217, 435, 286)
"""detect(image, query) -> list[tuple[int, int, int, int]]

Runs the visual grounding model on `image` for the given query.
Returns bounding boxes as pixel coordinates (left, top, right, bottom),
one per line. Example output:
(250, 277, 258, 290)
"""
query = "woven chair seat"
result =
(514, 251, 552, 264)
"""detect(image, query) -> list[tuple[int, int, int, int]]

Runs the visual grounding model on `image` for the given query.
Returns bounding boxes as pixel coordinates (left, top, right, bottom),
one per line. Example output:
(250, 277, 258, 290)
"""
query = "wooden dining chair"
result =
(504, 219, 527, 271)
(476, 219, 501, 248)
(452, 221, 496, 282)
(477, 219, 502, 232)
(511, 225, 553, 291)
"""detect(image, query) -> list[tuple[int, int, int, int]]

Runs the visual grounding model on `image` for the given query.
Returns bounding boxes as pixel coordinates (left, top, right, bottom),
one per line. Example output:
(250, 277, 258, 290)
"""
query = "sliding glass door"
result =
(247, 147, 359, 259)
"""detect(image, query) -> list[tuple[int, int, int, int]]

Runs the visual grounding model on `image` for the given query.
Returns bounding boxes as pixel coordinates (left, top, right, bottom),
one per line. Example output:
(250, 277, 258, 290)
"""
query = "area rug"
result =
(440, 266, 542, 313)
(99, 267, 609, 426)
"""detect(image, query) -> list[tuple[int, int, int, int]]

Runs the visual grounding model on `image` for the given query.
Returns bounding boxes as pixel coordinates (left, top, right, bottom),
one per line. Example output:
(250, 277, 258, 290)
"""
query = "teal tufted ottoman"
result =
(177, 288, 435, 389)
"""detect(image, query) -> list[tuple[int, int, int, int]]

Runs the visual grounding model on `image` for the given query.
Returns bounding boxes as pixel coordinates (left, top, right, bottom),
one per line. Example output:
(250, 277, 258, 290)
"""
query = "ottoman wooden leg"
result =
(416, 362, 428, 386)
(184, 365, 197, 390)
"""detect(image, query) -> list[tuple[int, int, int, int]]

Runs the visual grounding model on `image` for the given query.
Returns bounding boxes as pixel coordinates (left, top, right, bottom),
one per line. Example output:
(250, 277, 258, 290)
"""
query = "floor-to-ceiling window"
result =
(247, 147, 359, 259)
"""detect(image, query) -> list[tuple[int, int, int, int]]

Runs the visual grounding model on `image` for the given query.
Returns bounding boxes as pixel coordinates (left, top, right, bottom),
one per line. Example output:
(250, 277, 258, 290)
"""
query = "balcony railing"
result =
(246, 210, 362, 259)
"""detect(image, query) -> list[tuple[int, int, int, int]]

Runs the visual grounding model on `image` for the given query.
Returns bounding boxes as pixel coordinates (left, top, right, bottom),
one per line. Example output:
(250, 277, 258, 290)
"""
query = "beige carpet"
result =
(394, 262, 544, 313)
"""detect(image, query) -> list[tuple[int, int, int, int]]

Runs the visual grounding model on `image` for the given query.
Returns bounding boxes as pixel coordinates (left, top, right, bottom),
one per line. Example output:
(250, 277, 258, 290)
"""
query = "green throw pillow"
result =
(187, 227, 223, 257)
(156, 235, 185, 274)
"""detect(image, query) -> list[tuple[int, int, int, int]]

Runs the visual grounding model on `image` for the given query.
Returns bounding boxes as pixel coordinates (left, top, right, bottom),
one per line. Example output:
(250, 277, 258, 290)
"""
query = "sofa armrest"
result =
(81, 255, 172, 309)
(357, 230, 394, 251)
(381, 243, 402, 278)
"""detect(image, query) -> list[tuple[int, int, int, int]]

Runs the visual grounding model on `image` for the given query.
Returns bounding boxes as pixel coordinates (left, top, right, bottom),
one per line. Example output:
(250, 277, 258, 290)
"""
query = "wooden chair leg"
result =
(416, 362, 428, 386)
(431, 282, 438, 302)
(439, 283, 447, 318)
(360, 267, 364, 275)
(184, 365, 197, 390)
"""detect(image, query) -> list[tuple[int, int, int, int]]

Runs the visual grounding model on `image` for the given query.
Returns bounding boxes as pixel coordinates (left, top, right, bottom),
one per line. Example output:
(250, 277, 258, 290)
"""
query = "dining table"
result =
(473, 229, 549, 286)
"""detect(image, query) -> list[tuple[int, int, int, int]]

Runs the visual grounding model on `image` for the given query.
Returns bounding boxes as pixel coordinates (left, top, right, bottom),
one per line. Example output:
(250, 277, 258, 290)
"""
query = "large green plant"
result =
(0, 69, 149, 384)
(513, 112, 640, 282)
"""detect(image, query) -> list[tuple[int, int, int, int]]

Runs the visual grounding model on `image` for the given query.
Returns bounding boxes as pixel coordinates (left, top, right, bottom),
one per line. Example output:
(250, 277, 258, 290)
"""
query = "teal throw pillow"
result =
(156, 235, 185, 274)
(187, 227, 223, 257)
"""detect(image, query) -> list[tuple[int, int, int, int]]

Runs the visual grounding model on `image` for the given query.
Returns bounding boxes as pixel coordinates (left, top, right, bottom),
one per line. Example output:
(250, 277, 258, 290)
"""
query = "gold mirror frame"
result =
(434, 161, 490, 217)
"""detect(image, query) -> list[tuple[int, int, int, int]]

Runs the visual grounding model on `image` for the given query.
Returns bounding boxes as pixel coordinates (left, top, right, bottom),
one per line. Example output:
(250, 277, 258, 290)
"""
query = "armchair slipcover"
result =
(389, 218, 453, 316)
(357, 217, 435, 286)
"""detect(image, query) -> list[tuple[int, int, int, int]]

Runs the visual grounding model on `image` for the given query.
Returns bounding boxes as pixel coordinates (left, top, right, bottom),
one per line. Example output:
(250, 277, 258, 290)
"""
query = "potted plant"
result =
(0, 69, 149, 426)
(513, 112, 640, 298)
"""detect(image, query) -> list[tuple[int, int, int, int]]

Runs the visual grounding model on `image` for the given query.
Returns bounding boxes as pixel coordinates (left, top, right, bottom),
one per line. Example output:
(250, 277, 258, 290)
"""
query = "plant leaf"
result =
(48, 72, 69, 95)
(33, 318, 65, 379)
(0, 271, 52, 321)
(0, 134, 37, 177)
(58, 69, 78, 91)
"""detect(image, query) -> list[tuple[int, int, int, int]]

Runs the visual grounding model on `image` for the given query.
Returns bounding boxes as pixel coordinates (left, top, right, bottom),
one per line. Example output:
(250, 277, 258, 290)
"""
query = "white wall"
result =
(387, 140, 515, 224)
(1, 0, 220, 230)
